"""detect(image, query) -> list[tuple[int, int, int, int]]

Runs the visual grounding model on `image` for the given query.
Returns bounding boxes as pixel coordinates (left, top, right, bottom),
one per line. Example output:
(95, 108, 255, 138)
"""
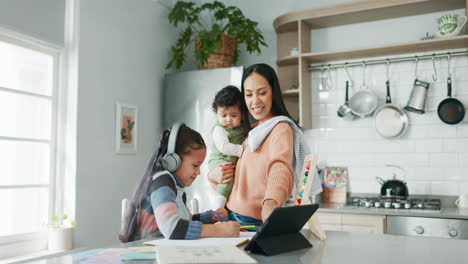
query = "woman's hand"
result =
(208, 162, 235, 184)
(201, 221, 240, 237)
(261, 199, 279, 221)
(211, 208, 229, 223)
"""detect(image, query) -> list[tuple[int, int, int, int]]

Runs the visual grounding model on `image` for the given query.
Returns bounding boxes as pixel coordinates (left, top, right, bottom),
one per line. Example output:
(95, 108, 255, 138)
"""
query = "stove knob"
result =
(393, 203, 401, 209)
(414, 226, 424, 235)
(404, 203, 411, 209)
(449, 228, 459, 238)
(374, 202, 381, 208)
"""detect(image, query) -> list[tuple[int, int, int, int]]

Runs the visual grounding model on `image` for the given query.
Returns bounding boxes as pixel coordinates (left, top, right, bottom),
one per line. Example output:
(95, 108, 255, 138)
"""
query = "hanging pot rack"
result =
(308, 50, 468, 71)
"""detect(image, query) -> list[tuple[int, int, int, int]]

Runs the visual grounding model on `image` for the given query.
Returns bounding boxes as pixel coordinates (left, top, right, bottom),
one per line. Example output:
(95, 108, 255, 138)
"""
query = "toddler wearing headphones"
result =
(119, 123, 239, 242)
(209, 86, 248, 209)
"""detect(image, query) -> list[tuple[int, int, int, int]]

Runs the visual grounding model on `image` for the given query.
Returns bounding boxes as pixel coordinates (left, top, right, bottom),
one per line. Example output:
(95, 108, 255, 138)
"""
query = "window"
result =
(0, 29, 62, 259)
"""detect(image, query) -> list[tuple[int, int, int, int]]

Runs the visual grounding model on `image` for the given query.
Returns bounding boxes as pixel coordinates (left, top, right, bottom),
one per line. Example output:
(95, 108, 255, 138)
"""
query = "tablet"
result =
(244, 204, 319, 256)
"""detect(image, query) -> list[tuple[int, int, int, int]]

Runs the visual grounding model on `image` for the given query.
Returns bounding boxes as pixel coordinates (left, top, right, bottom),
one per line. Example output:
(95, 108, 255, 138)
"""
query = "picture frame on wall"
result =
(115, 102, 138, 154)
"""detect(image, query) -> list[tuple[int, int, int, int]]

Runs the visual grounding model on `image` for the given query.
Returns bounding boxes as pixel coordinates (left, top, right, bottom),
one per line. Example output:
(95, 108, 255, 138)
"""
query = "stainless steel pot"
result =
(349, 63, 379, 117)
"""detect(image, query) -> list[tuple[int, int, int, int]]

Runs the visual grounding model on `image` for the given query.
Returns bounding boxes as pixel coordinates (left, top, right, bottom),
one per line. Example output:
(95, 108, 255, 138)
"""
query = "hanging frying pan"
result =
(374, 81, 409, 139)
(437, 77, 465, 125)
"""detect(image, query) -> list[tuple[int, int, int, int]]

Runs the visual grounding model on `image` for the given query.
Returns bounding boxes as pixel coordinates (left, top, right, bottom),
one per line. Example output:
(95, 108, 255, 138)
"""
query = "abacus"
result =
(294, 154, 326, 240)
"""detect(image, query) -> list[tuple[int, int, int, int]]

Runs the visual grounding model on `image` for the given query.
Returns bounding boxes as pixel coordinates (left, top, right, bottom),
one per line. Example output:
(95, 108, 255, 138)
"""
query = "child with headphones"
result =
(119, 123, 240, 242)
(209, 86, 248, 209)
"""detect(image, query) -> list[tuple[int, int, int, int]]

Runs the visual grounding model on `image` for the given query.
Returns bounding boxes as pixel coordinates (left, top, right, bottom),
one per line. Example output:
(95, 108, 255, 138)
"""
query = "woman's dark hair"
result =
(211, 85, 243, 113)
(241, 63, 295, 128)
(119, 124, 205, 243)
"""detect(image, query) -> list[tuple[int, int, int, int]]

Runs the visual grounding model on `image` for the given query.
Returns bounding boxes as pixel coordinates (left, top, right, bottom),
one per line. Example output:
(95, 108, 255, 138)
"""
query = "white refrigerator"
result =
(163, 67, 243, 212)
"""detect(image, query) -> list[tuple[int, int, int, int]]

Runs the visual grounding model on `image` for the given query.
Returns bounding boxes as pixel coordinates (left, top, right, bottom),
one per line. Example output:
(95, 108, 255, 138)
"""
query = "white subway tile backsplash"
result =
(429, 153, 458, 168)
(452, 66, 468, 81)
(406, 181, 431, 195)
(444, 168, 466, 181)
(427, 125, 458, 138)
(348, 179, 381, 193)
(323, 153, 375, 167)
(414, 139, 443, 153)
(431, 181, 459, 195)
(373, 153, 429, 167)
(459, 153, 468, 168)
(307, 54, 468, 195)
(442, 139, 459, 153)
(459, 182, 468, 195)
(406, 167, 443, 181)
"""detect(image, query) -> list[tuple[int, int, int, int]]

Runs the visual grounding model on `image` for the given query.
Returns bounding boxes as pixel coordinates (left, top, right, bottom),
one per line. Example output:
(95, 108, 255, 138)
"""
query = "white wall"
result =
(0, 0, 65, 44)
(218, 0, 360, 68)
(75, 0, 175, 247)
(224, 1, 468, 196)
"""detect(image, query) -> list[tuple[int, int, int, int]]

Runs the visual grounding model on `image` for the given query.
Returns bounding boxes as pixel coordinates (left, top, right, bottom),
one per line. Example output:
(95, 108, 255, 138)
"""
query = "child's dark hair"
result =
(119, 124, 205, 243)
(211, 85, 243, 113)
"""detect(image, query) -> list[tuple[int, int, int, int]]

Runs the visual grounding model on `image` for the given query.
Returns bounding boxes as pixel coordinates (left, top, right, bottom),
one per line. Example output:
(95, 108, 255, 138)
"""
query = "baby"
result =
(209, 85, 248, 209)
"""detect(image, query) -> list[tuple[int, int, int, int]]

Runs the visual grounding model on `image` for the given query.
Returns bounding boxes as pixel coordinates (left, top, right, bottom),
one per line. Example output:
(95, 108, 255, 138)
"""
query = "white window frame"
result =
(0, 26, 64, 259)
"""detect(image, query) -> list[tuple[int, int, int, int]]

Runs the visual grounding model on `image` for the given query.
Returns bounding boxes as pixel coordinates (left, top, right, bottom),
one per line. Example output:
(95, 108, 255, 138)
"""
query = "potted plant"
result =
(47, 214, 76, 251)
(166, 0, 267, 69)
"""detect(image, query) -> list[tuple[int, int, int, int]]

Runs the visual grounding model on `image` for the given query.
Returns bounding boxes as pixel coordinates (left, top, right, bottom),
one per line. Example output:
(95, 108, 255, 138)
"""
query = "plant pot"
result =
(196, 34, 236, 69)
(48, 227, 74, 251)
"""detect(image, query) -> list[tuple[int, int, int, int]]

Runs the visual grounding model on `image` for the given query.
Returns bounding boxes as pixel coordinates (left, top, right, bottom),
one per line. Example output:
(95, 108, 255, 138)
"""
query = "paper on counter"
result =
(157, 245, 257, 264)
(144, 232, 256, 247)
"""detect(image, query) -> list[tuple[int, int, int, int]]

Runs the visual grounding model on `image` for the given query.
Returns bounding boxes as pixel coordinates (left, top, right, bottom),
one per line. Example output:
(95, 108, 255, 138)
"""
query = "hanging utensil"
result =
(337, 81, 356, 120)
(437, 54, 465, 125)
(374, 60, 409, 138)
(404, 56, 430, 114)
(349, 62, 379, 117)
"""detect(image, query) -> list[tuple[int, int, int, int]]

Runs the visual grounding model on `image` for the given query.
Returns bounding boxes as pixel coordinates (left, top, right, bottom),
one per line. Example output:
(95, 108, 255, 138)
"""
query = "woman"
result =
(208, 63, 322, 225)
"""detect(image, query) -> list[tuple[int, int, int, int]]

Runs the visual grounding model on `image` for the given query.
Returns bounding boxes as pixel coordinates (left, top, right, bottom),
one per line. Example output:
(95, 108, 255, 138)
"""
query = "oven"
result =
(386, 216, 468, 240)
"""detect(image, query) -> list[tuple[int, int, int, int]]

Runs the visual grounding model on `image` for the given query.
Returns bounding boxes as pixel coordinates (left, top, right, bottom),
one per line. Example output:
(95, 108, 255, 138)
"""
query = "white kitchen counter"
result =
(318, 203, 468, 220)
(18, 230, 468, 264)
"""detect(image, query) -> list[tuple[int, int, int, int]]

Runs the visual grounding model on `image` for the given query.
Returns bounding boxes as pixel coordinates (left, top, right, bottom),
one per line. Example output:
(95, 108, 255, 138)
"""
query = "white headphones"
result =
(161, 122, 184, 172)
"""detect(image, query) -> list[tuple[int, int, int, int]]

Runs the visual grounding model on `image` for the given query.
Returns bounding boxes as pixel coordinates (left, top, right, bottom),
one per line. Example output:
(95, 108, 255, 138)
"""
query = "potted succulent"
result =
(166, 0, 267, 69)
(47, 214, 76, 251)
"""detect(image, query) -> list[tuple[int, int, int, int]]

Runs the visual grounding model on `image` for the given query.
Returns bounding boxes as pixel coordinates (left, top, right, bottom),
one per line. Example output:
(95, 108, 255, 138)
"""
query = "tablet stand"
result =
(294, 154, 326, 240)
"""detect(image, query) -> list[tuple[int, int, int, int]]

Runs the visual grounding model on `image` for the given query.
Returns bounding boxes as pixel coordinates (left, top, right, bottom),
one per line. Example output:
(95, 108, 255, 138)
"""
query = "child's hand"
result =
(216, 221, 240, 237)
(211, 208, 228, 223)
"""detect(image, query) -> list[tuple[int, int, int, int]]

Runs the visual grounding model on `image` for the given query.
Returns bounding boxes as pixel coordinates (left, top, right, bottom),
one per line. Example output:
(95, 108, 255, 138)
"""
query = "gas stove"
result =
(347, 196, 442, 211)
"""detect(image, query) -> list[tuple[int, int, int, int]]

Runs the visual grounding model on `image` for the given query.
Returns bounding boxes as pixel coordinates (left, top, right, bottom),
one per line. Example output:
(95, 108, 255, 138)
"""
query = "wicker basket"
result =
(196, 34, 236, 69)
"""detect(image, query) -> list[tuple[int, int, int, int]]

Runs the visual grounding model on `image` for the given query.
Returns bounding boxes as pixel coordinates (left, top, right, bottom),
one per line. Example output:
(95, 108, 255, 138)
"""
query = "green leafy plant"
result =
(48, 214, 76, 228)
(167, 0, 267, 69)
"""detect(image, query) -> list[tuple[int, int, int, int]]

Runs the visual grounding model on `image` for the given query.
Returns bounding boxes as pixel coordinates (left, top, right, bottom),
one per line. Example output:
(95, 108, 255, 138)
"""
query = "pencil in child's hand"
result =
(210, 209, 228, 222)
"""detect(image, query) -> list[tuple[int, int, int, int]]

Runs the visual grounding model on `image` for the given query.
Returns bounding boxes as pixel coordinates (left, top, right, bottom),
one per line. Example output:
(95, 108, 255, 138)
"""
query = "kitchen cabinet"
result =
(316, 212, 386, 234)
(274, 0, 468, 128)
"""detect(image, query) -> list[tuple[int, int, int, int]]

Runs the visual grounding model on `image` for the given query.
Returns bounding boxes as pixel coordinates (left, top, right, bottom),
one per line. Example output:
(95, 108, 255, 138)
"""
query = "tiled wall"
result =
(303, 54, 468, 196)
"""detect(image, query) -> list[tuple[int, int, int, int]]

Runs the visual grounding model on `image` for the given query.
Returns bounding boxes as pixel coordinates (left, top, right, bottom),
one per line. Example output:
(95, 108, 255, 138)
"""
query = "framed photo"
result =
(115, 102, 138, 154)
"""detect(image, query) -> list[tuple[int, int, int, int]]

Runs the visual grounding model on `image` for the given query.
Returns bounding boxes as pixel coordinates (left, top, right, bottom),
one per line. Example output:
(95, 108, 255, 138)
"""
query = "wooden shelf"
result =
(274, 0, 465, 32)
(274, 0, 468, 129)
(277, 56, 299, 66)
(282, 89, 299, 97)
(301, 35, 468, 63)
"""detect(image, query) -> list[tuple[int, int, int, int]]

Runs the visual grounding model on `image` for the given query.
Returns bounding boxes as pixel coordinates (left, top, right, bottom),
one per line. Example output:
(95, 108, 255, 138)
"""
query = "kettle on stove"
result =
(376, 165, 409, 198)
